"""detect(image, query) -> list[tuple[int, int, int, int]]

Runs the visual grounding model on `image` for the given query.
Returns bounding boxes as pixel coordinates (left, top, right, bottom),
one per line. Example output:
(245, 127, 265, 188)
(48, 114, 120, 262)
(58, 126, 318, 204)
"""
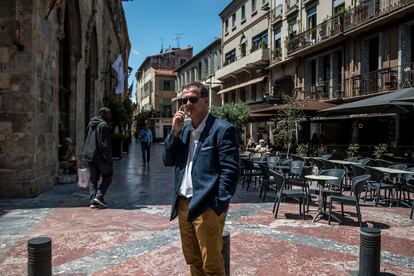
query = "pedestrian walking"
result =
(139, 123, 153, 166)
(83, 107, 113, 209)
(163, 82, 239, 275)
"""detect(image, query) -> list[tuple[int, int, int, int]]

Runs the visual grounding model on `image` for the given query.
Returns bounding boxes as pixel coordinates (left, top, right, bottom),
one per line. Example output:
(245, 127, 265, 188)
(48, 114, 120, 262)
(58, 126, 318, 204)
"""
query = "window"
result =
(160, 80, 173, 91)
(251, 84, 257, 101)
(197, 61, 202, 80)
(252, 31, 268, 51)
(224, 49, 236, 65)
(273, 26, 281, 59)
(180, 58, 186, 65)
(274, 27, 281, 49)
(232, 13, 236, 29)
(225, 19, 229, 33)
(307, 6, 317, 31)
(241, 5, 246, 21)
(333, 1, 345, 15)
(240, 87, 246, 102)
(252, 0, 257, 13)
(288, 17, 297, 38)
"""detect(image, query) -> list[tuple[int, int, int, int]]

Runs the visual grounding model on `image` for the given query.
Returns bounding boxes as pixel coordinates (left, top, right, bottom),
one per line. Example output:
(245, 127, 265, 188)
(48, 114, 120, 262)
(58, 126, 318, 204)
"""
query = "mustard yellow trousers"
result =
(178, 196, 226, 276)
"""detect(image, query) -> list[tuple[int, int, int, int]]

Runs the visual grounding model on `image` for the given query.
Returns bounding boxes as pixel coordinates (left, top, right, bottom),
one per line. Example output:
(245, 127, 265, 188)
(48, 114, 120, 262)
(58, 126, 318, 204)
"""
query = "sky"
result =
(123, 0, 232, 100)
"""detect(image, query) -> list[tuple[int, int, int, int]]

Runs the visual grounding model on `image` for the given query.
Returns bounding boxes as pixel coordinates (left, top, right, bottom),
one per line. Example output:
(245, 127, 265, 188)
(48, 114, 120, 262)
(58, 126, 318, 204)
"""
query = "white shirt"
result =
(179, 113, 209, 198)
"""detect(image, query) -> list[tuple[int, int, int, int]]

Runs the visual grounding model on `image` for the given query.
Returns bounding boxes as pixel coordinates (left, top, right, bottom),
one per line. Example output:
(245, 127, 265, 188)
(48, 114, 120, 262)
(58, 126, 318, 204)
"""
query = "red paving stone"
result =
(1, 144, 413, 275)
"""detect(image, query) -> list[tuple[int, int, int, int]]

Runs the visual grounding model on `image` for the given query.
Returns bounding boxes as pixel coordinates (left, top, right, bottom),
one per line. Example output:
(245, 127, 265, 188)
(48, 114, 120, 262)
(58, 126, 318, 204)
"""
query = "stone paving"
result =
(0, 142, 413, 275)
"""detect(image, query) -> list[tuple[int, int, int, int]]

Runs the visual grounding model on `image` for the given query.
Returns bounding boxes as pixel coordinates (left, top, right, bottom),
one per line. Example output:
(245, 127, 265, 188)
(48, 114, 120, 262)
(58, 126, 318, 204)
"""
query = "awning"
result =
(252, 100, 336, 114)
(217, 76, 266, 95)
(320, 87, 414, 115)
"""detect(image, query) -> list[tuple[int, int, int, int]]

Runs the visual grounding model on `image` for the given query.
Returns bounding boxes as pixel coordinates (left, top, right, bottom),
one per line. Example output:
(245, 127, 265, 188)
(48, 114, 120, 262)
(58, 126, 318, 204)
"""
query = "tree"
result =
(210, 101, 249, 129)
(271, 94, 304, 156)
(103, 95, 134, 133)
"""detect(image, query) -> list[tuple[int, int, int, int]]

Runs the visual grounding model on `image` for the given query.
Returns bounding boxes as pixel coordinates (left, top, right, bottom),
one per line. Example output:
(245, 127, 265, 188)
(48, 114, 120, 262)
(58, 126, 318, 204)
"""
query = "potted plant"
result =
(373, 143, 388, 159)
(273, 47, 282, 61)
(347, 143, 359, 157)
(103, 96, 134, 159)
(271, 94, 304, 156)
(296, 143, 309, 157)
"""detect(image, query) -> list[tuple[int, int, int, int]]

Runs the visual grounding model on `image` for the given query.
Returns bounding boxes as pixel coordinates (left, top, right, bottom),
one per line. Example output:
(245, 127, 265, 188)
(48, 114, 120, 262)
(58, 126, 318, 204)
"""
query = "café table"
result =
(368, 167, 414, 206)
(329, 160, 360, 188)
(305, 174, 339, 222)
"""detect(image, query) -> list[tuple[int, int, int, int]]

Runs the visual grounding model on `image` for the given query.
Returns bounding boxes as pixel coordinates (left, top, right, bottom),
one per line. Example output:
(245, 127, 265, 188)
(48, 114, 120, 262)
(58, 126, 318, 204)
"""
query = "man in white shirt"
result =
(163, 82, 239, 275)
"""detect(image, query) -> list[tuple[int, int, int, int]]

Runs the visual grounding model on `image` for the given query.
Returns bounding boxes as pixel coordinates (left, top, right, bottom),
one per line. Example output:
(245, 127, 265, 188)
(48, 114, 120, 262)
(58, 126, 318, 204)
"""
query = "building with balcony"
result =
(0, 0, 131, 197)
(263, 0, 414, 153)
(218, 0, 278, 140)
(173, 38, 222, 112)
(135, 47, 192, 140)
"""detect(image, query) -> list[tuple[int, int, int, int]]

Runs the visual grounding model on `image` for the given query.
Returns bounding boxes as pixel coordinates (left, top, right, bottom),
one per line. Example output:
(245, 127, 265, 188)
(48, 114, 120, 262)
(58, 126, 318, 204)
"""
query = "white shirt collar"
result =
(189, 113, 209, 133)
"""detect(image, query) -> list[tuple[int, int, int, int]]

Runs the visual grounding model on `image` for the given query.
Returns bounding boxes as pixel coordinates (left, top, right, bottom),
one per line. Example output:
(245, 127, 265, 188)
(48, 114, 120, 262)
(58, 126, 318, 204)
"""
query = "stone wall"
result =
(0, 0, 129, 197)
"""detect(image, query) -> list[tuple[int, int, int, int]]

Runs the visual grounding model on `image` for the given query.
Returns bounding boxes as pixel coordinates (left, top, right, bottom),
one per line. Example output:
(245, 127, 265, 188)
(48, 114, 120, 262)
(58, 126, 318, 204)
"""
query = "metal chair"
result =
(241, 159, 262, 190)
(258, 163, 272, 201)
(328, 174, 371, 227)
(267, 156, 280, 169)
(365, 166, 394, 206)
(401, 167, 414, 219)
(269, 169, 307, 219)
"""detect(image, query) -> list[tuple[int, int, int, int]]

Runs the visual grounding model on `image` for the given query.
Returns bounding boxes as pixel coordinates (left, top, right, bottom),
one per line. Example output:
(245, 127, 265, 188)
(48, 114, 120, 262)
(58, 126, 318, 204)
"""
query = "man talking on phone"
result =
(163, 82, 239, 275)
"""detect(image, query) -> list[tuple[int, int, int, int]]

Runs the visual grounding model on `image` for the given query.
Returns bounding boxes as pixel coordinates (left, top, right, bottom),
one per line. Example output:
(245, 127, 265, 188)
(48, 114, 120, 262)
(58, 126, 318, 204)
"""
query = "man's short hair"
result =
(182, 82, 209, 98)
(100, 107, 111, 114)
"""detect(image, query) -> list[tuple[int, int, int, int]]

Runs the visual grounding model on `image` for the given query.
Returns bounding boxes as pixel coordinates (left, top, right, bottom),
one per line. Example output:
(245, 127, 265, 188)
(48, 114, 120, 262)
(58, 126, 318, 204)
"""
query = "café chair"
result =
(328, 174, 371, 227)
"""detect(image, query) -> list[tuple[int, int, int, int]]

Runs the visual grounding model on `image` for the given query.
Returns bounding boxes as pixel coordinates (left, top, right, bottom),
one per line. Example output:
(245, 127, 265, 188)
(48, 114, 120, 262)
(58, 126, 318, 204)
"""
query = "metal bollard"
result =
(359, 227, 381, 276)
(221, 231, 230, 276)
(28, 237, 52, 276)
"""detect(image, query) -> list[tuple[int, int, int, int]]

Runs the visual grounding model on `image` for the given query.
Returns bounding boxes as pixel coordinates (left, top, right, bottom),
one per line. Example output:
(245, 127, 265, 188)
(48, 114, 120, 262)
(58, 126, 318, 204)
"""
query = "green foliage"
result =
(210, 101, 249, 128)
(373, 143, 388, 159)
(296, 143, 309, 157)
(135, 110, 151, 128)
(347, 143, 359, 157)
(318, 144, 327, 156)
(103, 96, 134, 132)
(271, 94, 304, 155)
(336, 5, 350, 16)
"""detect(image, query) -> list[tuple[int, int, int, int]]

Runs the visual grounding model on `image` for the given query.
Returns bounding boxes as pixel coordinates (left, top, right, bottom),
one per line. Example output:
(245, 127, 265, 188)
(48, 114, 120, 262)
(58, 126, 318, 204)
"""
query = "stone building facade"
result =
(0, 0, 130, 197)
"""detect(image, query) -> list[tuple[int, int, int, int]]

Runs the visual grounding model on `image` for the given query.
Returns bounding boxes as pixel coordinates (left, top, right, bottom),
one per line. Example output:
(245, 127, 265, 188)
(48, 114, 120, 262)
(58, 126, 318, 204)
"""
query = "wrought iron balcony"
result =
(287, 15, 342, 55)
(343, 63, 414, 98)
(303, 79, 342, 100)
(343, 0, 414, 32)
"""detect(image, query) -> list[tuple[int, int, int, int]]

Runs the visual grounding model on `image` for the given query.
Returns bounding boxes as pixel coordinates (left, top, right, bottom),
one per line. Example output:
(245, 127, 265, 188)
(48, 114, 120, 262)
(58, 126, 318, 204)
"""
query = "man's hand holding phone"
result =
(172, 105, 186, 136)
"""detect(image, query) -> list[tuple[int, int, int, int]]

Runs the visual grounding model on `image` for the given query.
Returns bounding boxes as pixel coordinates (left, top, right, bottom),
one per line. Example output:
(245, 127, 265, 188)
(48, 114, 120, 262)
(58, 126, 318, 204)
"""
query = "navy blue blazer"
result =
(163, 114, 240, 222)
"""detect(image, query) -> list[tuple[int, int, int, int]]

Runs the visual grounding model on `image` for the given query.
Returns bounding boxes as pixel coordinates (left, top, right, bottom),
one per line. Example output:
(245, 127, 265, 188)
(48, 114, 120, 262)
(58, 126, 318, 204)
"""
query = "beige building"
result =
(135, 48, 192, 140)
(263, 0, 414, 149)
(217, 0, 278, 140)
(215, 0, 414, 152)
(0, 0, 130, 197)
(174, 38, 222, 111)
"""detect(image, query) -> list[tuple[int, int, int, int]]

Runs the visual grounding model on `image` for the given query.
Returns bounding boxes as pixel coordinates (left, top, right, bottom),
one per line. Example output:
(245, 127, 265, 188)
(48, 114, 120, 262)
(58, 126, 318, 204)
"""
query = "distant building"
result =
(0, 0, 130, 197)
(135, 47, 192, 140)
(173, 38, 222, 111)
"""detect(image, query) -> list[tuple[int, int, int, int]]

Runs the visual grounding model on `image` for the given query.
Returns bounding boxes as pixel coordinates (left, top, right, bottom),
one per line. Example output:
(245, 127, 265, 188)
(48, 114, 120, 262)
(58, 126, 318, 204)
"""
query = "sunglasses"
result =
(181, 96, 200, 104)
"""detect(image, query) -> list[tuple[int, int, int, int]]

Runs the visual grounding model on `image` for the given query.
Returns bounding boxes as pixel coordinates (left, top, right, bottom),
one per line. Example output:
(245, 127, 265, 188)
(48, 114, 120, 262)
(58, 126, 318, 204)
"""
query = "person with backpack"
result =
(83, 107, 113, 209)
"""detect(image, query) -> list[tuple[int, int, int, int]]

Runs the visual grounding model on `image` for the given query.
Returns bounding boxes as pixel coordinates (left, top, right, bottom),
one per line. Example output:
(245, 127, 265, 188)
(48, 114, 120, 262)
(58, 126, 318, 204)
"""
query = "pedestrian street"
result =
(0, 142, 413, 275)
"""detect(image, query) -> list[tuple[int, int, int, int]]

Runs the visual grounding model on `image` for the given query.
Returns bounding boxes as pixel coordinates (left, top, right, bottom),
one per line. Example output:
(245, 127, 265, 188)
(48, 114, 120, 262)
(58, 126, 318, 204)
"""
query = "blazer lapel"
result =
(181, 122, 191, 162)
(191, 114, 215, 168)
